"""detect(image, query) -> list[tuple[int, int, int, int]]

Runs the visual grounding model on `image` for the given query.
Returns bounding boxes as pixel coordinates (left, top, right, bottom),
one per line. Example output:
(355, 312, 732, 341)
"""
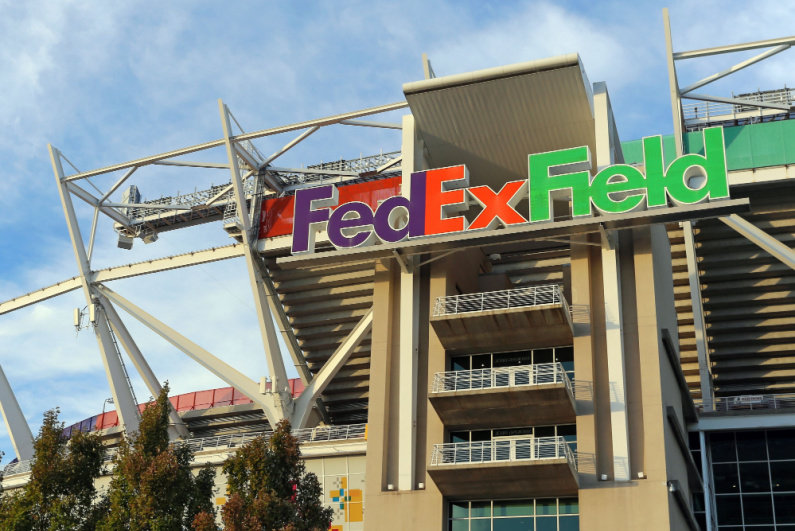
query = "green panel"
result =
(621, 120, 795, 172)
(621, 139, 644, 165)
(722, 125, 754, 170)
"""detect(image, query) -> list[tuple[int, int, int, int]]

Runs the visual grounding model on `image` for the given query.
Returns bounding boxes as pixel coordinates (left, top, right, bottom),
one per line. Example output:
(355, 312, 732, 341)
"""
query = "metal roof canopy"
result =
(403, 53, 596, 189)
(275, 198, 750, 269)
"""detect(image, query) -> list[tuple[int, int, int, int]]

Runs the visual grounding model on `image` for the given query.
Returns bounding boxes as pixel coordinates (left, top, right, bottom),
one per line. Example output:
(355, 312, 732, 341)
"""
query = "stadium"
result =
(2, 7, 795, 530)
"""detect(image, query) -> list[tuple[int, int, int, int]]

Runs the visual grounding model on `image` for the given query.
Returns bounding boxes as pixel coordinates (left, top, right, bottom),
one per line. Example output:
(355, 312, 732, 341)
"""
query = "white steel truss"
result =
(0, 99, 406, 454)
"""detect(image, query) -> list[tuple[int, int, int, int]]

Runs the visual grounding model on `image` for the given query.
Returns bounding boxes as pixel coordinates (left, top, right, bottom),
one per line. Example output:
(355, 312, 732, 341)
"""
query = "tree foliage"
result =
(0, 408, 105, 531)
(97, 385, 216, 531)
(221, 420, 332, 531)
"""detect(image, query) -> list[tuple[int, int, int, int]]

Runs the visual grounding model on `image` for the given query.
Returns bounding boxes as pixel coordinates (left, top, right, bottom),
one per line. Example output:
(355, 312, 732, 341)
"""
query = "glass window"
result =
(555, 346, 574, 373)
(736, 431, 767, 462)
(767, 429, 795, 461)
(711, 432, 737, 463)
(535, 426, 555, 438)
(775, 493, 795, 524)
(771, 460, 795, 491)
(470, 520, 490, 531)
(472, 354, 491, 370)
(714, 463, 740, 493)
(559, 515, 579, 531)
(533, 349, 554, 364)
(716, 494, 743, 525)
(559, 498, 578, 515)
(739, 462, 771, 493)
(494, 500, 533, 517)
(493, 351, 532, 368)
(450, 501, 468, 518)
(449, 520, 468, 531)
(536, 499, 557, 516)
(535, 517, 557, 531)
(742, 494, 773, 525)
(452, 357, 470, 371)
(471, 501, 491, 518)
(493, 517, 534, 531)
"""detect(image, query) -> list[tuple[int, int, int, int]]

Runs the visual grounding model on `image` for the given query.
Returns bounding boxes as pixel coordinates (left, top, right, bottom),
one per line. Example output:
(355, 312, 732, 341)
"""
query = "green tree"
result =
(221, 419, 332, 531)
(97, 385, 216, 531)
(0, 408, 105, 531)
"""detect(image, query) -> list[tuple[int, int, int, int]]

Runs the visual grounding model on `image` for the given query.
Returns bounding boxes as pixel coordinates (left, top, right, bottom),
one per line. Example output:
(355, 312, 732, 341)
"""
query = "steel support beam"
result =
(292, 308, 373, 428)
(49, 145, 141, 435)
(721, 214, 795, 270)
(673, 35, 795, 60)
(263, 126, 320, 166)
(680, 45, 791, 94)
(219, 100, 292, 420)
(0, 364, 34, 461)
(0, 278, 82, 316)
(98, 292, 189, 439)
(95, 284, 281, 424)
(663, 8, 684, 156)
(683, 222, 714, 407)
(64, 101, 409, 182)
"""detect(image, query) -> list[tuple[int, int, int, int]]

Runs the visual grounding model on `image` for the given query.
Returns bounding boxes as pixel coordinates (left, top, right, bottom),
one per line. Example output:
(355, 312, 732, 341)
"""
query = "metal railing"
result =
(430, 436, 577, 471)
(433, 284, 566, 317)
(696, 393, 795, 413)
(431, 362, 572, 394)
(683, 87, 795, 123)
(3, 423, 367, 476)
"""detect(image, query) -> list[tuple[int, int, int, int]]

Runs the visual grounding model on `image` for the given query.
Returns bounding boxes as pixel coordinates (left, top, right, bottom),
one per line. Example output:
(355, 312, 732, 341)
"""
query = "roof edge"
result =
(402, 53, 581, 95)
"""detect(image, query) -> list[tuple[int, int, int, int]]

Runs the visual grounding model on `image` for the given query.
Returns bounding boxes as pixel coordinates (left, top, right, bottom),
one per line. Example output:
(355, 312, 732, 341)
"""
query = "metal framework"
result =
(0, 99, 407, 460)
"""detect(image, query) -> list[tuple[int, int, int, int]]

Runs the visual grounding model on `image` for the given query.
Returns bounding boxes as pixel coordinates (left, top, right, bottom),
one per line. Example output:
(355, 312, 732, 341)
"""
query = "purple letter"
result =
(291, 185, 338, 254)
(328, 202, 376, 249)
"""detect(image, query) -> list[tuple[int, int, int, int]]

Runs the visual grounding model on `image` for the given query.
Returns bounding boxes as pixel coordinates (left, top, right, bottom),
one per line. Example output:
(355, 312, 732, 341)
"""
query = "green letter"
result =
(528, 146, 592, 222)
(590, 165, 646, 214)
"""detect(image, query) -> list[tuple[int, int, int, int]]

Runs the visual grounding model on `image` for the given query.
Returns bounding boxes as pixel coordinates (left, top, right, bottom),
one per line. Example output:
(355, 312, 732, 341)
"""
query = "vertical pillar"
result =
(594, 83, 631, 481)
(397, 113, 421, 491)
(0, 364, 34, 461)
(663, 7, 685, 156)
(683, 223, 714, 408)
(48, 145, 140, 435)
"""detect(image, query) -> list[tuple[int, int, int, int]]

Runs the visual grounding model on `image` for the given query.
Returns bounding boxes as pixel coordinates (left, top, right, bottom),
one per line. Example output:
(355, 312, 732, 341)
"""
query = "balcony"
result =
(430, 285, 573, 352)
(429, 363, 576, 429)
(428, 436, 578, 499)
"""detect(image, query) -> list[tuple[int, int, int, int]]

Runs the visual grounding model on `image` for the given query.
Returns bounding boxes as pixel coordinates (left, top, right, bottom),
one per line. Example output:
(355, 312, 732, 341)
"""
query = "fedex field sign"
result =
(291, 127, 729, 254)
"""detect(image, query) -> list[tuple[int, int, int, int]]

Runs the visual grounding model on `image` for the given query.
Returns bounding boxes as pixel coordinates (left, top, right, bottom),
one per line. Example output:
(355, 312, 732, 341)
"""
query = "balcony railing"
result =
(430, 436, 577, 471)
(432, 285, 566, 317)
(2, 423, 367, 476)
(696, 393, 795, 413)
(431, 362, 572, 394)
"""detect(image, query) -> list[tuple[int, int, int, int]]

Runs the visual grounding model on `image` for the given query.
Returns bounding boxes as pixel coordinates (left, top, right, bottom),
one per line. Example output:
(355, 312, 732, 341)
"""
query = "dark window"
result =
(710, 432, 737, 463)
(736, 431, 767, 462)
(771, 460, 795, 491)
(714, 463, 740, 493)
(716, 494, 743, 525)
(742, 494, 774, 524)
(739, 462, 771, 493)
(775, 493, 795, 524)
(533, 349, 554, 364)
(767, 429, 795, 461)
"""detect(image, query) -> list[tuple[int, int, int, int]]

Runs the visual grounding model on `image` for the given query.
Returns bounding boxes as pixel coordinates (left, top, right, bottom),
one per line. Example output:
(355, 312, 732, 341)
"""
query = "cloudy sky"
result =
(0, 0, 792, 461)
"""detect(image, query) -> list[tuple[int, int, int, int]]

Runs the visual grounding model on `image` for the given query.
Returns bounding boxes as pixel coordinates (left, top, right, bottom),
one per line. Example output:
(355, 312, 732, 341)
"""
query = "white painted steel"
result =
(673, 36, 795, 60)
(432, 284, 565, 317)
(50, 145, 141, 436)
(431, 362, 572, 395)
(0, 277, 82, 316)
(683, 222, 714, 408)
(721, 213, 795, 271)
(293, 309, 373, 428)
(220, 101, 291, 422)
(95, 285, 281, 424)
(0, 364, 34, 461)
(429, 436, 577, 471)
(65, 181, 131, 227)
(263, 126, 320, 166)
(338, 119, 402, 130)
(63, 101, 409, 182)
(99, 293, 189, 439)
(684, 92, 791, 112)
(680, 45, 790, 95)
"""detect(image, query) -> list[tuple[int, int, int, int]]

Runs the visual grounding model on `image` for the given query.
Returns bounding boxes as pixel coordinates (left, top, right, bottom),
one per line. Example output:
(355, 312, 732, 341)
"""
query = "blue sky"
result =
(0, 0, 793, 461)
